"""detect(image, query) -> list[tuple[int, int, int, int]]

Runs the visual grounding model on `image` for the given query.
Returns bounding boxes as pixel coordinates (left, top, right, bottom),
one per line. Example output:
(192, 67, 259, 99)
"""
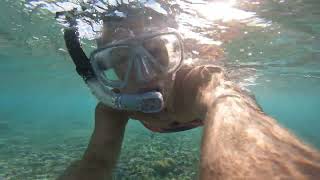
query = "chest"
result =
(131, 108, 197, 129)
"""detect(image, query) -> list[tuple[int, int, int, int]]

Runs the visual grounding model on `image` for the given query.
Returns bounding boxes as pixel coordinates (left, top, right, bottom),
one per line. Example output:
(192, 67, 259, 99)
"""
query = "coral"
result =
(152, 157, 176, 176)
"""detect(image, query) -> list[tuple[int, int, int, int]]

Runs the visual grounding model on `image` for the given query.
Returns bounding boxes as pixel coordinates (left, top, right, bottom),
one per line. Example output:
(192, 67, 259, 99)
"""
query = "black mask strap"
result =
(64, 27, 95, 81)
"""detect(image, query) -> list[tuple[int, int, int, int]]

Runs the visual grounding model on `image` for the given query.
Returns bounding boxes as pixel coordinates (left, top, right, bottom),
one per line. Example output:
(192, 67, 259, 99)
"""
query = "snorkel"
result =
(64, 27, 165, 113)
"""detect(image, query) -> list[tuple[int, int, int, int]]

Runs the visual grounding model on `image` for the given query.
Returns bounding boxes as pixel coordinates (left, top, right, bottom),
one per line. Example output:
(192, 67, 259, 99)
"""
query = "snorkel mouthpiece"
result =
(87, 79, 164, 113)
(117, 91, 164, 113)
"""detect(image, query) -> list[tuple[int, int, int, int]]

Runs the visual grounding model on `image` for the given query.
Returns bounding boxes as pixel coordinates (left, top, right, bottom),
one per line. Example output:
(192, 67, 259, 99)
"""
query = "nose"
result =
(132, 56, 157, 83)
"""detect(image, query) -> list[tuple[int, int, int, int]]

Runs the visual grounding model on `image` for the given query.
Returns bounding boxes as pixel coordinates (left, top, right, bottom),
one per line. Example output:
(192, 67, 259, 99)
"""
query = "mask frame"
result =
(90, 31, 184, 90)
(64, 27, 184, 113)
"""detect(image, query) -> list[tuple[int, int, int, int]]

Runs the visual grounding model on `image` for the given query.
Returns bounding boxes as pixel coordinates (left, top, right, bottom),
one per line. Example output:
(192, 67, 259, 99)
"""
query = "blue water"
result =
(1, 0, 320, 179)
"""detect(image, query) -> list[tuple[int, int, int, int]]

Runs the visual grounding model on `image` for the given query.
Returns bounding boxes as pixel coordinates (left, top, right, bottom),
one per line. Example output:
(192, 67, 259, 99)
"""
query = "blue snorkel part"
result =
(86, 78, 164, 113)
(116, 91, 164, 113)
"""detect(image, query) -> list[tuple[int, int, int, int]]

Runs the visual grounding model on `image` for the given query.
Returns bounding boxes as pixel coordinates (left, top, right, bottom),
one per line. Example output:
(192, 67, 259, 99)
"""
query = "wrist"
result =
(202, 82, 261, 120)
(197, 80, 240, 118)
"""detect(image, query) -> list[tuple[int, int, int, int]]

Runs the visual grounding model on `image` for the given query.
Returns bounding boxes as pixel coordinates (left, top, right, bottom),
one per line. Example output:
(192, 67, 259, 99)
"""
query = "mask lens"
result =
(92, 46, 131, 87)
(143, 34, 182, 73)
(102, 68, 120, 81)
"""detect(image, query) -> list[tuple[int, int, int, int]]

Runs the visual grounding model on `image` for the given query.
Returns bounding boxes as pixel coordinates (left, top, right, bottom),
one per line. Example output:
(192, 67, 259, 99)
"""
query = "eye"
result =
(143, 38, 169, 67)
(104, 47, 131, 81)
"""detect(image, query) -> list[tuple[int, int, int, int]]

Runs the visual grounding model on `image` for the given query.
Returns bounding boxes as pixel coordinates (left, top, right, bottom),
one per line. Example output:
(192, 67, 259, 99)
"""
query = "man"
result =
(59, 15, 320, 180)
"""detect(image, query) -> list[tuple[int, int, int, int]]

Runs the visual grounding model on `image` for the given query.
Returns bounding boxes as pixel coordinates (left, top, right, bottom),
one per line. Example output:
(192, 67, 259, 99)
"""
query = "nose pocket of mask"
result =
(132, 55, 157, 83)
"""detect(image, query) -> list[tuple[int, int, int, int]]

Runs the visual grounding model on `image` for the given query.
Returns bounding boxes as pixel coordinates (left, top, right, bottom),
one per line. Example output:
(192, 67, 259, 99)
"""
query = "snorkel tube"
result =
(63, 27, 164, 113)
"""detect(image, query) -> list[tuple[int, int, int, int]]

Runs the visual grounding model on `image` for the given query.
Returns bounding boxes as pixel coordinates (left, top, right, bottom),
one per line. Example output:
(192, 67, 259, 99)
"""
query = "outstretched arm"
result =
(58, 103, 128, 180)
(199, 79, 320, 179)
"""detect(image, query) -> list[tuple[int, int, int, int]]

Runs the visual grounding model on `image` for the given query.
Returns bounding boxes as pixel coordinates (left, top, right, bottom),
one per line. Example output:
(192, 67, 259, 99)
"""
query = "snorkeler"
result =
(59, 14, 320, 180)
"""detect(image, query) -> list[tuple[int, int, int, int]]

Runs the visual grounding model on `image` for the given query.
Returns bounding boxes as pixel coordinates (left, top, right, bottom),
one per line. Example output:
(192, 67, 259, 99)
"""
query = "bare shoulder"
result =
(174, 64, 224, 91)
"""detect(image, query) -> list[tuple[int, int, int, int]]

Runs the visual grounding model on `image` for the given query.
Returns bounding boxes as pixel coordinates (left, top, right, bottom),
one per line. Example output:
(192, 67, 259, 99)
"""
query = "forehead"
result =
(99, 16, 146, 45)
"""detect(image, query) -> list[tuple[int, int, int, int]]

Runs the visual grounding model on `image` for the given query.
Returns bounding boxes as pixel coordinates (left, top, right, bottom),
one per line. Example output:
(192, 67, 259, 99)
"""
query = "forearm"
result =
(58, 104, 128, 180)
(58, 126, 126, 180)
(200, 94, 320, 180)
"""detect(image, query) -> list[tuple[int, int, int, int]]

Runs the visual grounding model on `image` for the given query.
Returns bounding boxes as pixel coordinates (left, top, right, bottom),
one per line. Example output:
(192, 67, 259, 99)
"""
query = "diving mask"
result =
(90, 31, 184, 89)
(64, 28, 184, 113)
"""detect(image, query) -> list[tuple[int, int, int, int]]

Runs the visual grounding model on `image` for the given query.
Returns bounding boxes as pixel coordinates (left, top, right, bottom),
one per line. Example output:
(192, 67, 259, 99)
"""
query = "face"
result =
(109, 36, 176, 109)
(100, 22, 180, 109)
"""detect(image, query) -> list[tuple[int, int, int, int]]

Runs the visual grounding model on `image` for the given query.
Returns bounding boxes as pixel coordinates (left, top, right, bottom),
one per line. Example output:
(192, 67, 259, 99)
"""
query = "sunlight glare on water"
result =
(0, 0, 320, 179)
(196, 0, 250, 21)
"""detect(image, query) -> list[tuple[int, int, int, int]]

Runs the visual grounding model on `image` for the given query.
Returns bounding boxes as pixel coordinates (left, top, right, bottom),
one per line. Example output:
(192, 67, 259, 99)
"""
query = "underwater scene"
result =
(0, 0, 319, 179)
